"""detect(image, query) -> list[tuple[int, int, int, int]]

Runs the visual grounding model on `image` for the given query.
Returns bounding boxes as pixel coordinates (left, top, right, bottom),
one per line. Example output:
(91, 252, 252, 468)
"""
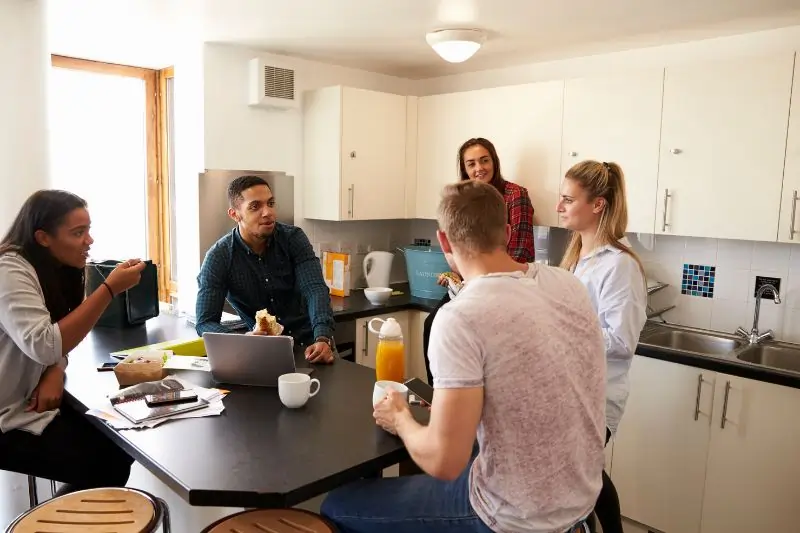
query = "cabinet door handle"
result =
(362, 321, 368, 358)
(720, 380, 732, 429)
(693, 374, 706, 421)
(790, 190, 798, 240)
(348, 185, 354, 219)
(661, 189, 672, 232)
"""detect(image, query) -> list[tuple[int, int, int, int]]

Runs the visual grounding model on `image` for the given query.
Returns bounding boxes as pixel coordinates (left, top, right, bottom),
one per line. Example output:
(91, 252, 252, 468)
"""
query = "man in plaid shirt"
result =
(195, 176, 336, 364)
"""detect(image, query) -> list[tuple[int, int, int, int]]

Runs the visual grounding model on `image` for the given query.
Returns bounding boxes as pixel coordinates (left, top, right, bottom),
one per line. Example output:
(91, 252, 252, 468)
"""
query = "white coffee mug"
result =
(278, 373, 321, 408)
(372, 380, 409, 407)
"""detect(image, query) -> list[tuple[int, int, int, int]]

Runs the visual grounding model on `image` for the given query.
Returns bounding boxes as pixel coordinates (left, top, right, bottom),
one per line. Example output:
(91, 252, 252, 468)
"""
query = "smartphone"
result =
(144, 390, 199, 407)
(404, 378, 434, 406)
(97, 361, 119, 372)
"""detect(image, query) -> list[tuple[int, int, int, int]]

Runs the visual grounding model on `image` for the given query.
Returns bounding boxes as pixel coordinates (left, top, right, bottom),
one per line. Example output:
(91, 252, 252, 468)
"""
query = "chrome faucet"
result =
(736, 284, 781, 344)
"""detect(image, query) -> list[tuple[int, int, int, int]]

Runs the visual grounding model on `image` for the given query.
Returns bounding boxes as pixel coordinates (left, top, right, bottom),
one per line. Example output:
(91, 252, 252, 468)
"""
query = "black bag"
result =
(85, 260, 160, 328)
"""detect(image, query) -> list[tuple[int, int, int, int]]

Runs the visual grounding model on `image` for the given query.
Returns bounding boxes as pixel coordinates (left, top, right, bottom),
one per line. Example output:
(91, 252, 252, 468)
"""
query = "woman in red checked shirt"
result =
(421, 137, 535, 384)
(457, 137, 536, 263)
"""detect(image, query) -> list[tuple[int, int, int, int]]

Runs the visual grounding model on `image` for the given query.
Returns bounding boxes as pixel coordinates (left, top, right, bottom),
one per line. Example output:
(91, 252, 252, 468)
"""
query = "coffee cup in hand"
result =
(278, 373, 320, 408)
(372, 380, 409, 407)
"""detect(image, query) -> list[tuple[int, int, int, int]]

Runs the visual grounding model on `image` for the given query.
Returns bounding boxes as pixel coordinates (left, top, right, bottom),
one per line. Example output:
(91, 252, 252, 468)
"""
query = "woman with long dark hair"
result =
(422, 138, 536, 383)
(0, 190, 145, 494)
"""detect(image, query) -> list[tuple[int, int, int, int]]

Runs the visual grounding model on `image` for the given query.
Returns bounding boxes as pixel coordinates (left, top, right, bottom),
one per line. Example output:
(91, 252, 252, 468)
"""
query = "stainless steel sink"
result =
(641, 329, 745, 355)
(736, 344, 800, 373)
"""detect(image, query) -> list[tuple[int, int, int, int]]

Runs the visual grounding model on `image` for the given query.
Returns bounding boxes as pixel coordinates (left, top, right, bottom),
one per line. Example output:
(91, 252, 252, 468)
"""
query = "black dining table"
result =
(63, 313, 426, 508)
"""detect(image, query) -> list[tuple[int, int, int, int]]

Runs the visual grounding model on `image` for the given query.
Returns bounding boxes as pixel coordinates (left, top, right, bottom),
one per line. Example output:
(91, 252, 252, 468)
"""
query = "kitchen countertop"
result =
(330, 283, 439, 322)
(331, 285, 800, 390)
(637, 322, 800, 390)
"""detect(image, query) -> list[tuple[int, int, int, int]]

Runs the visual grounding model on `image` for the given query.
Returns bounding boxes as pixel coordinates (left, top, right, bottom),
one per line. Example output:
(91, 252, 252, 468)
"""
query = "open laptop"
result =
(202, 332, 312, 387)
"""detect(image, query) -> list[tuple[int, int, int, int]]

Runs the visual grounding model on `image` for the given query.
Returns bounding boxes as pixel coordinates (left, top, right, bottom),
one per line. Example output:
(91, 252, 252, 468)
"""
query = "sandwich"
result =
(438, 271, 463, 298)
(254, 309, 282, 336)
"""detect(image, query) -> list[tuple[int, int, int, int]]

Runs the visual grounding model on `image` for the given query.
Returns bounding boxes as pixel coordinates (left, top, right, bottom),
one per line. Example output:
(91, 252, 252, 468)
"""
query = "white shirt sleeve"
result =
(429, 305, 485, 389)
(597, 255, 647, 363)
(0, 254, 64, 366)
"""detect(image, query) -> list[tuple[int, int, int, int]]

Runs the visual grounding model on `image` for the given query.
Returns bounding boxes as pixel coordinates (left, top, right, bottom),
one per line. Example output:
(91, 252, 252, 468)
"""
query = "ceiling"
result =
(47, 0, 800, 78)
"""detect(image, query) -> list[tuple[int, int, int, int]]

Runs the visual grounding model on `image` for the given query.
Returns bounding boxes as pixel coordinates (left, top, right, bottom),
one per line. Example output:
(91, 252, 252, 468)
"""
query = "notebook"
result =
(110, 378, 209, 424)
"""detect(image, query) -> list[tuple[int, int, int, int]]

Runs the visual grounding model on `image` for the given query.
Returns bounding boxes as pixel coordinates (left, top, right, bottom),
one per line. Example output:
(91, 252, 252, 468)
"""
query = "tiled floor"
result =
(1, 464, 330, 531)
(2, 467, 650, 532)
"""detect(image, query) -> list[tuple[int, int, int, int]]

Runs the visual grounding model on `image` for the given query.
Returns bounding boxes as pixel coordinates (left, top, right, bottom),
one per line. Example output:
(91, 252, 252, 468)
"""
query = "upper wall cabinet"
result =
(416, 91, 477, 220)
(779, 58, 800, 244)
(561, 71, 665, 234)
(416, 82, 564, 225)
(303, 86, 407, 221)
(655, 54, 795, 241)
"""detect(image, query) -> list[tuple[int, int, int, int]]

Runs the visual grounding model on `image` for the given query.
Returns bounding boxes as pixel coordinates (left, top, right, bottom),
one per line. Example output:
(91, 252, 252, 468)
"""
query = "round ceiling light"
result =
(425, 29, 486, 63)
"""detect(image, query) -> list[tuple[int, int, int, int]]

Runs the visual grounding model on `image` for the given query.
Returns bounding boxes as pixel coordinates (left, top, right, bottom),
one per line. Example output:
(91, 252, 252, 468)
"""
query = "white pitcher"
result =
(363, 251, 394, 288)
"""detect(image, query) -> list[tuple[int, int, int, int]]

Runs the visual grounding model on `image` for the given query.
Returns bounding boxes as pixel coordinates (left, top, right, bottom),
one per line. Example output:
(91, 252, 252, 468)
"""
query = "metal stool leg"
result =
(156, 497, 171, 533)
(26, 475, 38, 508)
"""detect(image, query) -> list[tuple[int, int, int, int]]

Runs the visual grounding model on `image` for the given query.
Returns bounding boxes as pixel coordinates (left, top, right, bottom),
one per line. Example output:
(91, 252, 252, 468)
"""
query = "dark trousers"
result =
(0, 407, 133, 495)
(588, 428, 623, 533)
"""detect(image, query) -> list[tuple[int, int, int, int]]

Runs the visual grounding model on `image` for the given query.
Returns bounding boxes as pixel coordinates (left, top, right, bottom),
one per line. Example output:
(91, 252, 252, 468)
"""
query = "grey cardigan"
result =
(0, 253, 67, 435)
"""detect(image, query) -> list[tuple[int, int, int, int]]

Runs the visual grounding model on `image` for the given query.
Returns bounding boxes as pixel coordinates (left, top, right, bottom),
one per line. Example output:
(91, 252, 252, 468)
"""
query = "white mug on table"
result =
(278, 373, 321, 408)
(372, 380, 409, 407)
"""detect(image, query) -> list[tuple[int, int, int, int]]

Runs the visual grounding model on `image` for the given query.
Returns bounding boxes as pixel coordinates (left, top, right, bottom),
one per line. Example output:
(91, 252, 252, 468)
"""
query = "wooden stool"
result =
(202, 508, 337, 533)
(6, 487, 170, 533)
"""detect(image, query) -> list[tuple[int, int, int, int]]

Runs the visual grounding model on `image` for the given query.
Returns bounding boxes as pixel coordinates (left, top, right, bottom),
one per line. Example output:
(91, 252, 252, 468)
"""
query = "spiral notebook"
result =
(110, 378, 209, 424)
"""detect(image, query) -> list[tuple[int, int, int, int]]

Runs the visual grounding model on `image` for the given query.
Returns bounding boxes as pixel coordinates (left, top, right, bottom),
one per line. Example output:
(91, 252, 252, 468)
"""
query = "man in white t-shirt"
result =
(321, 180, 607, 533)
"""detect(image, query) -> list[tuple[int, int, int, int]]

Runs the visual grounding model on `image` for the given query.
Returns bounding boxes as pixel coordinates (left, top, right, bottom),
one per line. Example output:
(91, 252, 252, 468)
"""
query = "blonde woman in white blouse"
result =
(558, 160, 647, 533)
(0, 190, 144, 496)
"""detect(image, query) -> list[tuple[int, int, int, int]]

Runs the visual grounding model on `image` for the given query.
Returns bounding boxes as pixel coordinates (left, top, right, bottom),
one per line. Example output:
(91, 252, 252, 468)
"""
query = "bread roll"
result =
(254, 309, 281, 335)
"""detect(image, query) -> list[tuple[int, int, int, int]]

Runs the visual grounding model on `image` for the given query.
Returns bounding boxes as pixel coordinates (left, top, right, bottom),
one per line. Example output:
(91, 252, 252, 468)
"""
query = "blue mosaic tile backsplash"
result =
(682, 264, 716, 298)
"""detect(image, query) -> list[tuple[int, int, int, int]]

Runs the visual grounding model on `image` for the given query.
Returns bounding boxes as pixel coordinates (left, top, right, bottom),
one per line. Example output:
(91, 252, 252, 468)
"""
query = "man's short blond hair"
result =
(437, 180, 507, 254)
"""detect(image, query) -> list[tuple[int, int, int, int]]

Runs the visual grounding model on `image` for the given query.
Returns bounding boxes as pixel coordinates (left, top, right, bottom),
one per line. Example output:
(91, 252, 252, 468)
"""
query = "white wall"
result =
(416, 25, 800, 95)
(173, 24, 206, 312)
(636, 236, 800, 344)
(0, 0, 50, 233)
(201, 43, 415, 287)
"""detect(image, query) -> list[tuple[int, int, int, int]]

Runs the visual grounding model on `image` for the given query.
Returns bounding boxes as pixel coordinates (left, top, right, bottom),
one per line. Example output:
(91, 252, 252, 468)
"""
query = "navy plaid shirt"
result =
(195, 224, 334, 343)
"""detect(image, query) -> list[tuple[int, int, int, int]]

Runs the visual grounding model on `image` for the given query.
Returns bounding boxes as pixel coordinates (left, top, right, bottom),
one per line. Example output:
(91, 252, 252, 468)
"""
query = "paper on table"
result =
(88, 376, 227, 430)
(163, 355, 210, 372)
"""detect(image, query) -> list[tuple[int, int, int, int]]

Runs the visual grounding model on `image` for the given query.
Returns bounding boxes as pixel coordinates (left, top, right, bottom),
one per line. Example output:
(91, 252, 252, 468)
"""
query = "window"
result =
(49, 56, 174, 302)
(159, 67, 177, 301)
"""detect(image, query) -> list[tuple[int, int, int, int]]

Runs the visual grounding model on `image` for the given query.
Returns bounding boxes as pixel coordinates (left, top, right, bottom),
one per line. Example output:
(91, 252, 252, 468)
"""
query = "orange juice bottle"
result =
(368, 317, 405, 383)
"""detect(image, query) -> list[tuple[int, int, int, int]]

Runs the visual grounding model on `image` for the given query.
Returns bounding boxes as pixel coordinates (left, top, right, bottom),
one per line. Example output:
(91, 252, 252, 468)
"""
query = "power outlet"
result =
(754, 275, 781, 299)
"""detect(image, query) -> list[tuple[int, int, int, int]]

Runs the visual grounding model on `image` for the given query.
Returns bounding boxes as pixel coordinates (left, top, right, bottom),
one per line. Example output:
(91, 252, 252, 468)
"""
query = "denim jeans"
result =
(320, 457, 494, 533)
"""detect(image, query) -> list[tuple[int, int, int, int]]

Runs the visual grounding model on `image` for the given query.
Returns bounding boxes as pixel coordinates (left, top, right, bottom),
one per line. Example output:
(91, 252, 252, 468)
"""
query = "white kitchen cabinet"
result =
(611, 355, 714, 533)
(656, 54, 794, 241)
(416, 82, 564, 225)
(354, 311, 409, 371)
(415, 91, 478, 220)
(469, 82, 564, 227)
(561, 71, 664, 234)
(303, 86, 407, 221)
(779, 60, 800, 244)
(700, 374, 800, 533)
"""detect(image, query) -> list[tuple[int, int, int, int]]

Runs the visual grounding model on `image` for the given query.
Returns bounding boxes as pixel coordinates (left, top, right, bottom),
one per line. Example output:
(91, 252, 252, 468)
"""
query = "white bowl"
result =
(364, 287, 392, 305)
